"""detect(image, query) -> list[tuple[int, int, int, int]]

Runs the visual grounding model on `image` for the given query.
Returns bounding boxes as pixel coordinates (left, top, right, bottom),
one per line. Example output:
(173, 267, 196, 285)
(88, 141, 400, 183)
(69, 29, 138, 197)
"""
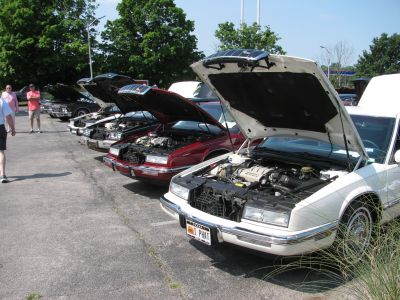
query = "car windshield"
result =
(255, 115, 395, 166)
(171, 102, 239, 134)
(193, 83, 218, 99)
(351, 114, 395, 163)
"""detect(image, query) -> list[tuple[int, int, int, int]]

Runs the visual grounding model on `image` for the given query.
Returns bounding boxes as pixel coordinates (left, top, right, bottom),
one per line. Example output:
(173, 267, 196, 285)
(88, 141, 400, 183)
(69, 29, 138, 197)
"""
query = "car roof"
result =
(346, 105, 398, 118)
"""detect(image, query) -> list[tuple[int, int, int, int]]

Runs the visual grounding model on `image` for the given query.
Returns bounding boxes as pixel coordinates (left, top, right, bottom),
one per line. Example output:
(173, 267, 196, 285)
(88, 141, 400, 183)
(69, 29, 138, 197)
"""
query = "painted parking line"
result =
(150, 220, 178, 227)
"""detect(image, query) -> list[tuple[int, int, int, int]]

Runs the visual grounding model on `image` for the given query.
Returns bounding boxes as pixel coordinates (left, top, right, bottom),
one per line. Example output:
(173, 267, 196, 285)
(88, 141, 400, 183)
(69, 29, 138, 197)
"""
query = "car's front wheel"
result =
(75, 109, 89, 117)
(337, 201, 374, 264)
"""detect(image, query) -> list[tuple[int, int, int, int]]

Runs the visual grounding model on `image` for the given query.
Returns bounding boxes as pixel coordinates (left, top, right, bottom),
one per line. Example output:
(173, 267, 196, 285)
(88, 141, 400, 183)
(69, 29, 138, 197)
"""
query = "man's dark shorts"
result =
(0, 124, 7, 150)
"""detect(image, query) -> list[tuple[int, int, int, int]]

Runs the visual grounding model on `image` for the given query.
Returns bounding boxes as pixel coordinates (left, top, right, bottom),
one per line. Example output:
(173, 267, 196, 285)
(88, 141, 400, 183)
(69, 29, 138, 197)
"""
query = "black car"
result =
(14, 86, 30, 102)
(79, 73, 159, 151)
(43, 83, 100, 121)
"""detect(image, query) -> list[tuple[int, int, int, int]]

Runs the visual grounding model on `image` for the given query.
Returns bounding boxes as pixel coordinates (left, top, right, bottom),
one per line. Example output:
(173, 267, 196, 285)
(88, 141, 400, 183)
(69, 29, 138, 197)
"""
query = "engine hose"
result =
(271, 184, 293, 193)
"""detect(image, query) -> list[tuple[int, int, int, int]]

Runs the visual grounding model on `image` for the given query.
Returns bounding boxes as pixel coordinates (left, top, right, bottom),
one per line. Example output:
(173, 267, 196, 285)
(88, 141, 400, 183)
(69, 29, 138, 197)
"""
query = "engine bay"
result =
(90, 118, 153, 141)
(174, 154, 347, 222)
(118, 130, 202, 164)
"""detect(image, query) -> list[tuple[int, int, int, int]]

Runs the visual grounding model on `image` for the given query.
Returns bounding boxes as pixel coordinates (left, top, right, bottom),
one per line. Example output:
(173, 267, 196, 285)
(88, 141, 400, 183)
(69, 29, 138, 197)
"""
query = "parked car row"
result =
(56, 50, 400, 264)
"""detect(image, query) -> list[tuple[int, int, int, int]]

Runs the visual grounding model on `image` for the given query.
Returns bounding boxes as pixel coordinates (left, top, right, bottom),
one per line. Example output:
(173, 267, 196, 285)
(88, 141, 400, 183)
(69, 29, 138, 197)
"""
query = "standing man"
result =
(26, 83, 41, 133)
(1, 84, 19, 132)
(0, 97, 16, 183)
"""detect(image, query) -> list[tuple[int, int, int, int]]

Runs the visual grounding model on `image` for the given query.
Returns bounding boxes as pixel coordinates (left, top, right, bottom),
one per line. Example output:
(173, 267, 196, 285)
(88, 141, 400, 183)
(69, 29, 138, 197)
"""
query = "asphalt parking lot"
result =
(0, 113, 350, 299)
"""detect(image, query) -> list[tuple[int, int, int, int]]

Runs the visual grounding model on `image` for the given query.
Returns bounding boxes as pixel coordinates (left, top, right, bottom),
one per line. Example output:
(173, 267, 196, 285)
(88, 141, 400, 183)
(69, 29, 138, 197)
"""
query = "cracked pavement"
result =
(0, 112, 350, 299)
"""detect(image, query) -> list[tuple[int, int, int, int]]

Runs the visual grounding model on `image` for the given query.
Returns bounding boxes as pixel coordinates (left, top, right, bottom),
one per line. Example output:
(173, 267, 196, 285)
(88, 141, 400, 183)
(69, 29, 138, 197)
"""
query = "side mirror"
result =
(394, 150, 400, 163)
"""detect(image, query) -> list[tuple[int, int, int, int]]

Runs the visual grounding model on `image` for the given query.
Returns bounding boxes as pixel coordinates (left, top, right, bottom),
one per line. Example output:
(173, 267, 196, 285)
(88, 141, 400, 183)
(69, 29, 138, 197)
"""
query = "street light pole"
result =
(87, 16, 105, 80)
(320, 45, 331, 80)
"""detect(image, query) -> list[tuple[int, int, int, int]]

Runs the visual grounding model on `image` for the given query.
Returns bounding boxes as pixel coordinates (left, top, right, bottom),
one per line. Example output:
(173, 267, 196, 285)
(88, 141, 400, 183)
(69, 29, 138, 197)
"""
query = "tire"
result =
(75, 109, 89, 117)
(336, 201, 374, 264)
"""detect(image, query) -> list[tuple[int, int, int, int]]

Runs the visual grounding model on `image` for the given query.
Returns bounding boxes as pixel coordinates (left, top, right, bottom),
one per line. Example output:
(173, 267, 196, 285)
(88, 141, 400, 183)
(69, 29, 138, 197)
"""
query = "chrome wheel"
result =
(339, 204, 373, 263)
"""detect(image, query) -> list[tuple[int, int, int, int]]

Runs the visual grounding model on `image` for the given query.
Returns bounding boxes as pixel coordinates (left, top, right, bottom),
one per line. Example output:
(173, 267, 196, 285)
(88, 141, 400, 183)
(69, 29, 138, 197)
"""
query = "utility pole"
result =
(257, 0, 260, 25)
(86, 16, 105, 80)
(240, 0, 244, 26)
(320, 45, 331, 80)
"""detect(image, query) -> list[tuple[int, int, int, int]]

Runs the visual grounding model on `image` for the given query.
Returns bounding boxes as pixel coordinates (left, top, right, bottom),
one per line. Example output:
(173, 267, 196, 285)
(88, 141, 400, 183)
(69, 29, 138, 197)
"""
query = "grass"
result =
(263, 219, 400, 299)
(26, 293, 42, 300)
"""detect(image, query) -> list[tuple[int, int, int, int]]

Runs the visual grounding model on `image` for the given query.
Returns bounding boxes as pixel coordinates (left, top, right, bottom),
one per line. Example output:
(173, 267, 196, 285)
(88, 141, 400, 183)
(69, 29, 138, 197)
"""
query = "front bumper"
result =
(85, 138, 115, 151)
(103, 156, 131, 173)
(68, 125, 82, 135)
(159, 194, 338, 256)
(103, 156, 189, 183)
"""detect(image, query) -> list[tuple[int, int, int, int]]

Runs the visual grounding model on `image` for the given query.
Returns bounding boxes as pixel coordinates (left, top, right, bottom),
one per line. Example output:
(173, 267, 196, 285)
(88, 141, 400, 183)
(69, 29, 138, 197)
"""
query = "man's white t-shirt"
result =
(0, 97, 13, 126)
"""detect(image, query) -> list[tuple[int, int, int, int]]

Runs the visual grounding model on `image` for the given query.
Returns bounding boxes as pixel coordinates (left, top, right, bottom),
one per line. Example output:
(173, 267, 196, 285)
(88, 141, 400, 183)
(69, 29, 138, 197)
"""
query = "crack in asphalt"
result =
(62, 140, 189, 300)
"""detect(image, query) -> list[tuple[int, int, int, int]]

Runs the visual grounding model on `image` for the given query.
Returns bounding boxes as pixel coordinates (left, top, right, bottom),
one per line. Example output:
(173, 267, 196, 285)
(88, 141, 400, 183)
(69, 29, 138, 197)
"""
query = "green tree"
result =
(0, 0, 97, 88)
(100, 0, 203, 87)
(215, 22, 286, 54)
(356, 33, 400, 77)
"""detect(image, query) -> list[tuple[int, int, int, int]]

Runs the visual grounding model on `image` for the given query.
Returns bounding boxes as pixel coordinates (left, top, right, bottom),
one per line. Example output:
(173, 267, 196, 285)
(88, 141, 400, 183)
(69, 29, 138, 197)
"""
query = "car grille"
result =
(191, 188, 224, 218)
(51, 107, 61, 112)
(121, 151, 145, 164)
(92, 130, 106, 140)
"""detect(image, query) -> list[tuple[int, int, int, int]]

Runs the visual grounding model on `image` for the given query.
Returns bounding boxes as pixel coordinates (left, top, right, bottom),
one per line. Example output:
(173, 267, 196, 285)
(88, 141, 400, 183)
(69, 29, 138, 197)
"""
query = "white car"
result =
(160, 49, 400, 261)
(67, 105, 122, 135)
(168, 81, 218, 101)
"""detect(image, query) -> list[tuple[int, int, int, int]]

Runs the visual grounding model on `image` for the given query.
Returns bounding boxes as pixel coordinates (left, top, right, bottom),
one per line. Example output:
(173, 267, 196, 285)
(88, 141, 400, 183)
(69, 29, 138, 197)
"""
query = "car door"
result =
(383, 117, 400, 221)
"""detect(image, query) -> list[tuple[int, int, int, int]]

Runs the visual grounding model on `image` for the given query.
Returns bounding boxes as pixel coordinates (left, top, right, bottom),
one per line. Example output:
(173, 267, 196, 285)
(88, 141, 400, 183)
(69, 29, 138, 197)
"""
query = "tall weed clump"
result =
(264, 219, 400, 299)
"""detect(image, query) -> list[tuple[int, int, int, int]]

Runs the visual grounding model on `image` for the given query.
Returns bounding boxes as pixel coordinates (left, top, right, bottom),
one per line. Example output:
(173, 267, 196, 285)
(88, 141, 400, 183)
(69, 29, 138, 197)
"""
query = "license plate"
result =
(142, 169, 158, 175)
(186, 220, 211, 245)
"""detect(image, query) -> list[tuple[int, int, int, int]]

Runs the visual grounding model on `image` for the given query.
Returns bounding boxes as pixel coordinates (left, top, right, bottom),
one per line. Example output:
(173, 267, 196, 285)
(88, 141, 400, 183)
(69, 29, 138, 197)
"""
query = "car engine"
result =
(119, 131, 199, 164)
(90, 118, 153, 141)
(174, 154, 347, 222)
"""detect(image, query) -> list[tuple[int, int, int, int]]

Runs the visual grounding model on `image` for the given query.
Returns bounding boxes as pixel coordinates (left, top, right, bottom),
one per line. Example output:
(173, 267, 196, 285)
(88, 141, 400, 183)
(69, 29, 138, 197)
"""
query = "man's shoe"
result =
(1, 177, 9, 183)
(37, 130, 42, 133)
(29, 130, 34, 134)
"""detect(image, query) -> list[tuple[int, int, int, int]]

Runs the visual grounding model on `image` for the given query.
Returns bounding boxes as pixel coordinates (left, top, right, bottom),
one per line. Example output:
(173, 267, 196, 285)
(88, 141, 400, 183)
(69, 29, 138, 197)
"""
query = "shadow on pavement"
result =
(123, 180, 167, 198)
(16, 130, 69, 134)
(188, 239, 345, 294)
(93, 155, 105, 162)
(8, 172, 72, 182)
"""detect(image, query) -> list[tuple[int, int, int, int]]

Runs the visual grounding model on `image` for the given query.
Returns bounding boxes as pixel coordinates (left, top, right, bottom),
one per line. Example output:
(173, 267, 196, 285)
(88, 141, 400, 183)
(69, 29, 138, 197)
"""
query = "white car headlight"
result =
(109, 147, 120, 156)
(61, 107, 69, 113)
(170, 182, 189, 200)
(242, 206, 290, 227)
(145, 155, 168, 164)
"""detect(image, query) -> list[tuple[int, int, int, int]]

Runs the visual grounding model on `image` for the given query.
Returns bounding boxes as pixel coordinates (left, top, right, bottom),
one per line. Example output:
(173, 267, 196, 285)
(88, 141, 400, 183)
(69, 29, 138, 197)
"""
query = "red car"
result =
(103, 84, 246, 184)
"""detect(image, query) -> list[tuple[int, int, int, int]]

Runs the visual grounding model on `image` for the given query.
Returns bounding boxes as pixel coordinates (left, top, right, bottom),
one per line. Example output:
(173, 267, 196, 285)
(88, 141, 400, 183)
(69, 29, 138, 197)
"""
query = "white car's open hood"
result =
(191, 49, 367, 157)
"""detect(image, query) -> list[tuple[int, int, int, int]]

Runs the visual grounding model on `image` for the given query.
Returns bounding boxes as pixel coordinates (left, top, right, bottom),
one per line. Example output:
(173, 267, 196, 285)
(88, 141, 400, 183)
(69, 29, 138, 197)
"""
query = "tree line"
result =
(0, 0, 398, 89)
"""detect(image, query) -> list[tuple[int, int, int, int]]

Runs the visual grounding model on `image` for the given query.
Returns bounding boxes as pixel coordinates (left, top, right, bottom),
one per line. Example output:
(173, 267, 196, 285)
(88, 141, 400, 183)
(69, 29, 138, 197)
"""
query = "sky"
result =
(96, 0, 399, 66)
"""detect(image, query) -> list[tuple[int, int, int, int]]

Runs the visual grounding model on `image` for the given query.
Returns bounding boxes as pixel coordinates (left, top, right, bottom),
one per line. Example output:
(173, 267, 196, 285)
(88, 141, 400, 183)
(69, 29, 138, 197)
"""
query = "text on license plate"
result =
(186, 220, 211, 245)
